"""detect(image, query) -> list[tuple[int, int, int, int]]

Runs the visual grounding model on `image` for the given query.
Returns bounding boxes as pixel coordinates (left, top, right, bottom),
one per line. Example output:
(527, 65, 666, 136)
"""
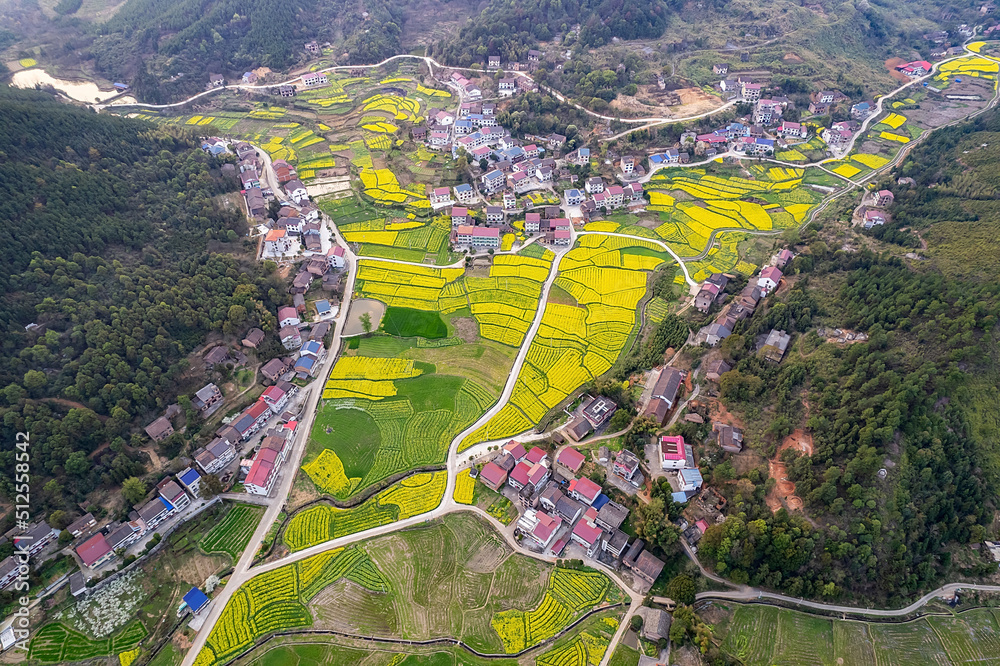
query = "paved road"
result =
(181, 233, 359, 666)
(697, 583, 1000, 618)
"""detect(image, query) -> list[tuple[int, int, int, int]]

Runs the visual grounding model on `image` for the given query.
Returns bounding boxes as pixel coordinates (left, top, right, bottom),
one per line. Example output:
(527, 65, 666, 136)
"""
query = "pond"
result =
(10, 69, 119, 103)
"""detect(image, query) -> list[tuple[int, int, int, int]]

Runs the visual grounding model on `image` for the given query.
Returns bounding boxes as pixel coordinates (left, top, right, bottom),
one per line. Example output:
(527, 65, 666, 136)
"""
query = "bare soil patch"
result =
(766, 429, 814, 512)
(783, 53, 804, 63)
(466, 540, 509, 574)
(343, 298, 386, 337)
(451, 316, 479, 343)
(884, 58, 911, 83)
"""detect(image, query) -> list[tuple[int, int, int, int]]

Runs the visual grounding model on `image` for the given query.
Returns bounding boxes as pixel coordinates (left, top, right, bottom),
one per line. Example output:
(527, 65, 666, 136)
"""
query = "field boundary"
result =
(226, 602, 625, 665)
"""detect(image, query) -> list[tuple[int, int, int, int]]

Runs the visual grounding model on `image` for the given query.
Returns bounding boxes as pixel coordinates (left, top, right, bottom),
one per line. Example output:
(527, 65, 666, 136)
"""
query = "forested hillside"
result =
(697, 107, 1000, 604)
(0, 87, 283, 520)
(431, 0, 672, 66)
(90, 0, 404, 103)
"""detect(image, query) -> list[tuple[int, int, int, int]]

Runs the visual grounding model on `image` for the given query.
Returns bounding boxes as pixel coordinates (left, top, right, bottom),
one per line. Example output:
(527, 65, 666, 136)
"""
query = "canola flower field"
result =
(194, 547, 388, 666)
(284, 472, 447, 551)
(645, 166, 824, 260)
(491, 568, 613, 653)
(460, 236, 666, 449)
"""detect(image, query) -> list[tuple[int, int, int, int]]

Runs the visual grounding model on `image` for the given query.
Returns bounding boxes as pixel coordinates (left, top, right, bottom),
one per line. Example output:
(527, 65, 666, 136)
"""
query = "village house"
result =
(67, 513, 97, 538)
(585, 177, 604, 194)
(864, 209, 886, 228)
(481, 169, 505, 194)
(555, 447, 586, 475)
(571, 515, 603, 557)
(430, 187, 451, 204)
(194, 437, 237, 475)
(705, 359, 732, 382)
(715, 423, 744, 453)
(874, 189, 895, 207)
(897, 60, 932, 77)
(624, 541, 666, 584)
(192, 383, 223, 416)
(562, 416, 593, 442)
(713, 63, 730, 75)
(524, 212, 541, 233)
(480, 461, 508, 491)
(661, 435, 687, 470)
(157, 478, 191, 512)
(851, 101, 874, 119)
(76, 533, 115, 568)
(14, 522, 58, 557)
(455, 225, 501, 248)
(757, 266, 782, 295)
(761, 329, 792, 362)
(567, 476, 602, 505)
(454, 183, 475, 203)
(581, 396, 617, 428)
(612, 450, 643, 488)
(301, 72, 327, 88)
(741, 82, 762, 102)
(144, 416, 174, 443)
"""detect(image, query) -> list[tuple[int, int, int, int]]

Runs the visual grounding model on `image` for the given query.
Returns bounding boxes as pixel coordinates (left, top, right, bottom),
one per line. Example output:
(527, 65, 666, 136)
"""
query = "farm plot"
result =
(29, 620, 147, 665)
(927, 610, 1000, 663)
(935, 55, 999, 83)
(194, 547, 388, 666)
(307, 341, 495, 496)
(453, 468, 476, 504)
(285, 471, 447, 551)
(342, 215, 451, 261)
(464, 253, 554, 347)
(361, 93, 422, 122)
(646, 165, 825, 258)
(459, 236, 663, 449)
(199, 503, 265, 561)
(296, 514, 621, 656)
(535, 612, 620, 666)
(491, 568, 612, 653)
(359, 168, 429, 210)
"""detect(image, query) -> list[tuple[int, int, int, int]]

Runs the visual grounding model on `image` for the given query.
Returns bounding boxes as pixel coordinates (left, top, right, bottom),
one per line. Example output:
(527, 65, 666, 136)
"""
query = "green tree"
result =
(666, 574, 696, 605)
(122, 477, 146, 507)
(360, 312, 373, 336)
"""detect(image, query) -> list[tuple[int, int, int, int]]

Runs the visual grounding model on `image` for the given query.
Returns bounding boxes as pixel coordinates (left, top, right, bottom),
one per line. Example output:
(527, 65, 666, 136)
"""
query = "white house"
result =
(285, 179, 309, 204)
(278, 306, 300, 328)
(326, 245, 346, 269)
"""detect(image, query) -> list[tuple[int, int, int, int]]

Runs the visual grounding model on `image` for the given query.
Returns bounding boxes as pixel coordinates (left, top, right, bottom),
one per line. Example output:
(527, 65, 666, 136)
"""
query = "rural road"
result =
(180, 230, 359, 666)
(697, 583, 1000, 617)
(175, 38, 1000, 666)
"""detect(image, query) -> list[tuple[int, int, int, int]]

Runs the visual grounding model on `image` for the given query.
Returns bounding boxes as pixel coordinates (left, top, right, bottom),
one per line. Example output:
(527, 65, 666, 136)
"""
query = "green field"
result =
(716, 603, 1000, 666)
(29, 620, 147, 664)
(199, 503, 265, 561)
(306, 514, 621, 655)
(608, 644, 642, 666)
(205, 515, 620, 666)
(239, 640, 521, 666)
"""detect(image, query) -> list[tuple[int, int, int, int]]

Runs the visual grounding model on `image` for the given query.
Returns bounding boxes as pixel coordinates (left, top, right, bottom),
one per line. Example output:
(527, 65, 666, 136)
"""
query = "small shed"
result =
(183, 587, 211, 614)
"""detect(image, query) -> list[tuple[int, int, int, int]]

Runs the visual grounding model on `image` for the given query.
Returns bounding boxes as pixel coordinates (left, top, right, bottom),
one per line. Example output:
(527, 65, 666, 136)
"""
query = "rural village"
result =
(5, 8, 1000, 666)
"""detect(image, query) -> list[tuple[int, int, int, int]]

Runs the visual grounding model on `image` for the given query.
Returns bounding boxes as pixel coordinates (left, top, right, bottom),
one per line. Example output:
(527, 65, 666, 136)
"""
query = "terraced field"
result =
(284, 472, 448, 551)
(194, 548, 389, 666)
(29, 621, 147, 665)
(303, 514, 622, 656)
(716, 604, 1000, 666)
(199, 503, 266, 562)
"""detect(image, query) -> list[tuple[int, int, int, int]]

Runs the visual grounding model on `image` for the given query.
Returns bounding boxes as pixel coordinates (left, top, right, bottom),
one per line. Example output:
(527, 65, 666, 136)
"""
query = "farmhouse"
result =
(582, 396, 617, 428)
(455, 225, 501, 248)
(650, 367, 683, 408)
(67, 513, 96, 538)
(661, 435, 687, 470)
(555, 447, 586, 475)
(567, 476, 602, 505)
(562, 416, 593, 442)
(761, 329, 792, 362)
(194, 437, 237, 475)
(715, 423, 744, 453)
(76, 534, 114, 568)
(145, 416, 174, 443)
(480, 461, 508, 491)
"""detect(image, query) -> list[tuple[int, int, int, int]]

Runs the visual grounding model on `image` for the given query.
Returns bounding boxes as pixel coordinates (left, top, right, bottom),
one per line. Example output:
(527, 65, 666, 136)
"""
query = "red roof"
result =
(696, 519, 710, 533)
(572, 519, 602, 545)
(503, 441, 527, 460)
(532, 512, 562, 543)
(265, 229, 286, 242)
(262, 385, 285, 402)
(247, 448, 278, 488)
(584, 506, 598, 523)
(247, 399, 270, 421)
(607, 185, 624, 195)
(473, 227, 500, 238)
(527, 462, 548, 485)
(556, 447, 585, 472)
(433, 187, 450, 195)
(525, 213, 541, 223)
(554, 230, 571, 239)
(510, 461, 531, 486)
(278, 306, 297, 321)
(569, 476, 601, 502)
(77, 534, 112, 567)
(661, 435, 686, 460)
(480, 462, 508, 487)
(525, 447, 546, 464)
(760, 266, 783, 283)
(452, 207, 468, 216)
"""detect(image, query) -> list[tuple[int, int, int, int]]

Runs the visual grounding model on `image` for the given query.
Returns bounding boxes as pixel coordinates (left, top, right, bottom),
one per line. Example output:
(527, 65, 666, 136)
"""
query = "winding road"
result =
(172, 38, 1000, 666)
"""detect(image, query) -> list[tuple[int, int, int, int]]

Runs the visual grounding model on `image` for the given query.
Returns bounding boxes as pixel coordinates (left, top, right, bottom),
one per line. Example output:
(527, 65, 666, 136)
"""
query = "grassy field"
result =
(199, 503, 265, 562)
(237, 639, 521, 665)
(715, 603, 1000, 665)
(29, 620, 147, 664)
(306, 513, 621, 655)
(608, 643, 641, 666)
(381, 306, 448, 339)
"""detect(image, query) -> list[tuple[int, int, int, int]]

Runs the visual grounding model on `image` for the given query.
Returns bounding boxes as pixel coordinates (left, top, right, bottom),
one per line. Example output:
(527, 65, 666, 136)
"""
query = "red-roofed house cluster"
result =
(477, 439, 666, 589)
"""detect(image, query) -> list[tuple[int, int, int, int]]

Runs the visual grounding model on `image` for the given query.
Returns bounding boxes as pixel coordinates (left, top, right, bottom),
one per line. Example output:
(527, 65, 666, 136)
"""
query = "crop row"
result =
(199, 504, 264, 560)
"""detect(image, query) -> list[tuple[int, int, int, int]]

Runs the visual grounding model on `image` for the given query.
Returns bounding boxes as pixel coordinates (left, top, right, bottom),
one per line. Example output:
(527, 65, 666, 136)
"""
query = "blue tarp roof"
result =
(183, 587, 210, 612)
(592, 494, 610, 510)
(671, 491, 689, 504)
(179, 468, 200, 484)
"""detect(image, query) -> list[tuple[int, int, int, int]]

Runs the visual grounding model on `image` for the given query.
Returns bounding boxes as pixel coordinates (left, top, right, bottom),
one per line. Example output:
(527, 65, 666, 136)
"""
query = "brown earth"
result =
(451, 316, 479, 343)
(765, 429, 814, 512)
(884, 57, 911, 83)
(783, 53, 804, 63)
(709, 400, 743, 429)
